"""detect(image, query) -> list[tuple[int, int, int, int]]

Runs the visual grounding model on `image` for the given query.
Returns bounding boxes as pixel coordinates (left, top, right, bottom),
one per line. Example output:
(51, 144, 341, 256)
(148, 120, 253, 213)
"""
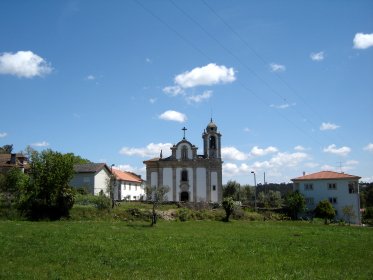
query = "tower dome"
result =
(206, 118, 217, 132)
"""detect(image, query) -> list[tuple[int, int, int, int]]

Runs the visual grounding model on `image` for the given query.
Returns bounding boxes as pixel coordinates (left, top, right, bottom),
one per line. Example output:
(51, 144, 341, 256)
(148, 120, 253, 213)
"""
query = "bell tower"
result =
(202, 119, 222, 159)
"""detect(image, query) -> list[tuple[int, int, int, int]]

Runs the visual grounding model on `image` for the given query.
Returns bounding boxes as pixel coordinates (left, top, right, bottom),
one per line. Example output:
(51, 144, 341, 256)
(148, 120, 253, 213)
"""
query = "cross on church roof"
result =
(182, 127, 187, 139)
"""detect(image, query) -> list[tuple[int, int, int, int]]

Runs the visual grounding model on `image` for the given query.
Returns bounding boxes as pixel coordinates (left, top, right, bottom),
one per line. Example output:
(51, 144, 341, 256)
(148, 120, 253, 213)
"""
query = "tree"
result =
(314, 200, 336, 224)
(0, 167, 29, 205)
(342, 205, 356, 225)
(0, 144, 13, 154)
(65, 153, 92, 165)
(18, 149, 75, 220)
(223, 180, 240, 199)
(0, 167, 29, 217)
(106, 171, 116, 208)
(222, 197, 235, 222)
(146, 185, 169, 226)
(365, 188, 373, 207)
(238, 185, 252, 204)
(268, 190, 283, 208)
(284, 191, 306, 220)
(258, 191, 268, 208)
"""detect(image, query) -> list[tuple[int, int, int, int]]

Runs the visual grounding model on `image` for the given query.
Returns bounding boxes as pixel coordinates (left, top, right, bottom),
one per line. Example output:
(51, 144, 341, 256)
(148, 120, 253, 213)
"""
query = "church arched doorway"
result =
(180, 191, 189, 202)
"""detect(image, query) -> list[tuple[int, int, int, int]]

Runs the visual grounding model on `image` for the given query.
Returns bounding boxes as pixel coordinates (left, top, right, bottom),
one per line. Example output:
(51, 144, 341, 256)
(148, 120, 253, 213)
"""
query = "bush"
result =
(95, 194, 111, 211)
(232, 207, 245, 220)
(74, 193, 111, 211)
(363, 207, 373, 225)
(314, 200, 335, 224)
(178, 208, 191, 222)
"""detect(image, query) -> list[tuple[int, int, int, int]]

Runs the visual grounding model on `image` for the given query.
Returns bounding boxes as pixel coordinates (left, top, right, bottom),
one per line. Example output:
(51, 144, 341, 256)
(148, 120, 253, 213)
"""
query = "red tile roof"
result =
(112, 169, 142, 183)
(292, 171, 360, 181)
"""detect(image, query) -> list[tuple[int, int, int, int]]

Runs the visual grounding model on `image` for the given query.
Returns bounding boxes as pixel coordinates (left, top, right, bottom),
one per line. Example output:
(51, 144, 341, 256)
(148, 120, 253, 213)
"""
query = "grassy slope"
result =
(0, 221, 372, 279)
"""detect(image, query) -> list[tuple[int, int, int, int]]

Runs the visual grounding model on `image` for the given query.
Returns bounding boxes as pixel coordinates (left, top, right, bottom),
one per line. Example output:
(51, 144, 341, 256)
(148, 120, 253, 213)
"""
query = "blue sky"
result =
(0, 0, 372, 184)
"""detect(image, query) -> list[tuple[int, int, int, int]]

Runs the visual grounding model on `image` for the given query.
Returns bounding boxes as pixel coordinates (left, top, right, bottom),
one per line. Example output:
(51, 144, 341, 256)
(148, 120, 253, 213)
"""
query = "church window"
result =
(181, 146, 188, 159)
(212, 185, 216, 191)
(181, 170, 188, 181)
(209, 136, 216, 149)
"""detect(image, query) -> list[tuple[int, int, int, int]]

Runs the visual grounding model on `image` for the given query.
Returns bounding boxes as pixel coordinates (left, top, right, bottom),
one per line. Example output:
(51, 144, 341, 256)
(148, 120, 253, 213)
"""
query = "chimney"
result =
(303, 171, 306, 176)
(10, 153, 16, 165)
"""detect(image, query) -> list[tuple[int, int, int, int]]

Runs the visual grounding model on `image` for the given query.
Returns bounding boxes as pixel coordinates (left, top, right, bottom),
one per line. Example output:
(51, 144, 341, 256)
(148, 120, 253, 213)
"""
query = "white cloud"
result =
(270, 103, 295, 109)
(159, 110, 187, 123)
(163, 85, 184, 96)
(223, 162, 250, 176)
(310, 51, 325, 61)
(323, 144, 351, 156)
(31, 141, 50, 147)
(0, 132, 7, 138)
(174, 63, 236, 88)
(250, 146, 278, 157)
(145, 58, 152, 63)
(361, 177, 373, 183)
(0, 51, 52, 78)
(321, 164, 336, 171)
(252, 152, 309, 170)
(353, 33, 373, 49)
(305, 162, 319, 168)
(86, 75, 95, 80)
(320, 122, 340, 131)
(294, 145, 306, 151)
(221, 146, 248, 161)
(345, 160, 359, 166)
(185, 90, 212, 103)
(269, 63, 286, 72)
(268, 152, 308, 167)
(119, 143, 173, 158)
(363, 143, 373, 153)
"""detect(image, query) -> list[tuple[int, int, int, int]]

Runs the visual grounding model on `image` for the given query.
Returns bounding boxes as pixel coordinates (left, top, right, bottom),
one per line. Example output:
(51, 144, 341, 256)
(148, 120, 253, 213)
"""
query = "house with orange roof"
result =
(292, 171, 361, 224)
(112, 168, 145, 201)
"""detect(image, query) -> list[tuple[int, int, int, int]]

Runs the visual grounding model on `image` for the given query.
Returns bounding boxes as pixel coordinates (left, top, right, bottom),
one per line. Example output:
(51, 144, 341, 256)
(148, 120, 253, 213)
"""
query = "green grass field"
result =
(0, 220, 372, 279)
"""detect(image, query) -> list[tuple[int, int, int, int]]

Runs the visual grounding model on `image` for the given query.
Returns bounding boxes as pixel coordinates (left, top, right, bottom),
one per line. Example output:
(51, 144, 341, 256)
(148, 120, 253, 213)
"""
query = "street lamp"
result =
(251, 171, 257, 211)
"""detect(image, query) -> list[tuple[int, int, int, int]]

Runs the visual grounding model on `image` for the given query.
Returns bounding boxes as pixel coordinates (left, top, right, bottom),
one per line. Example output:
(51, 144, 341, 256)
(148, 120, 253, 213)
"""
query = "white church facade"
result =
(143, 120, 223, 203)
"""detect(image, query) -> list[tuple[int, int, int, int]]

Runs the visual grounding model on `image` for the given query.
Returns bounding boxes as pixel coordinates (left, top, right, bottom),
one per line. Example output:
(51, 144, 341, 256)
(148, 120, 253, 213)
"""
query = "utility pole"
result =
(251, 171, 257, 211)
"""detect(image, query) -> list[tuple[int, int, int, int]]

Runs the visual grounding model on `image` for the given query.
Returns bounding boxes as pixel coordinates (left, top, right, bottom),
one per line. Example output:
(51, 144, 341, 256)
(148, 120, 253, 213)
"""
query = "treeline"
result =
(222, 180, 292, 209)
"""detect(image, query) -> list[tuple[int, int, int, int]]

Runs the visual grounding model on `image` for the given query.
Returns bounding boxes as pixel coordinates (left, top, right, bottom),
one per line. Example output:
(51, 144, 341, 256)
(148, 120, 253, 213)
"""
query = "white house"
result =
(70, 163, 112, 196)
(112, 169, 145, 201)
(143, 119, 223, 203)
(292, 171, 361, 224)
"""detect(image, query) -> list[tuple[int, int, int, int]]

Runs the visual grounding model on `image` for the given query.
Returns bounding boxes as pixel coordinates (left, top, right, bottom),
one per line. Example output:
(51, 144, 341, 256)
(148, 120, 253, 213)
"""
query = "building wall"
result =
(151, 172, 158, 187)
(175, 143, 193, 159)
(210, 171, 218, 202)
(94, 169, 110, 196)
(163, 167, 173, 201)
(117, 181, 145, 201)
(297, 179, 360, 224)
(196, 167, 206, 201)
(70, 173, 95, 194)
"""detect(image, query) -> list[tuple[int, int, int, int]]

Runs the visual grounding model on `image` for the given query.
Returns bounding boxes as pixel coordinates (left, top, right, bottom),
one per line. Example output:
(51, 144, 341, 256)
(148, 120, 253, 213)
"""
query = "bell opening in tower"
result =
(209, 135, 216, 149)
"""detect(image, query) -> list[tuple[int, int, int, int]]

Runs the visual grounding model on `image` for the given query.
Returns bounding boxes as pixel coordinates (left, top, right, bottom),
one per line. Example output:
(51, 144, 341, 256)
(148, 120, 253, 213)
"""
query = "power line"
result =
(133, 0, 324, 147)
(200, 0, 345, 145)
(169, 0, 325, 145)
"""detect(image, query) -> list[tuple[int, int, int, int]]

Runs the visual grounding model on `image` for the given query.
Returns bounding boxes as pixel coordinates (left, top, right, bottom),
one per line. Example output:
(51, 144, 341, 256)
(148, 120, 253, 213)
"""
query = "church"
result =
(143, 119, 223, 203)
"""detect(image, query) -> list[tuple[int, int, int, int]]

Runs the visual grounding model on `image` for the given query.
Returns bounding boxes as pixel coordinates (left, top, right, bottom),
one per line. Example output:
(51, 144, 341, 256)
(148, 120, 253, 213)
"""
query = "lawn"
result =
(0, 220, 372, 279)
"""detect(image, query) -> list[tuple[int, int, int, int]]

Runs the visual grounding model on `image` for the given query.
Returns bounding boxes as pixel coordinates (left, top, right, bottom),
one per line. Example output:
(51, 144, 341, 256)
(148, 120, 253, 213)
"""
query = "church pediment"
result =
(172, 140, 198, 160)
